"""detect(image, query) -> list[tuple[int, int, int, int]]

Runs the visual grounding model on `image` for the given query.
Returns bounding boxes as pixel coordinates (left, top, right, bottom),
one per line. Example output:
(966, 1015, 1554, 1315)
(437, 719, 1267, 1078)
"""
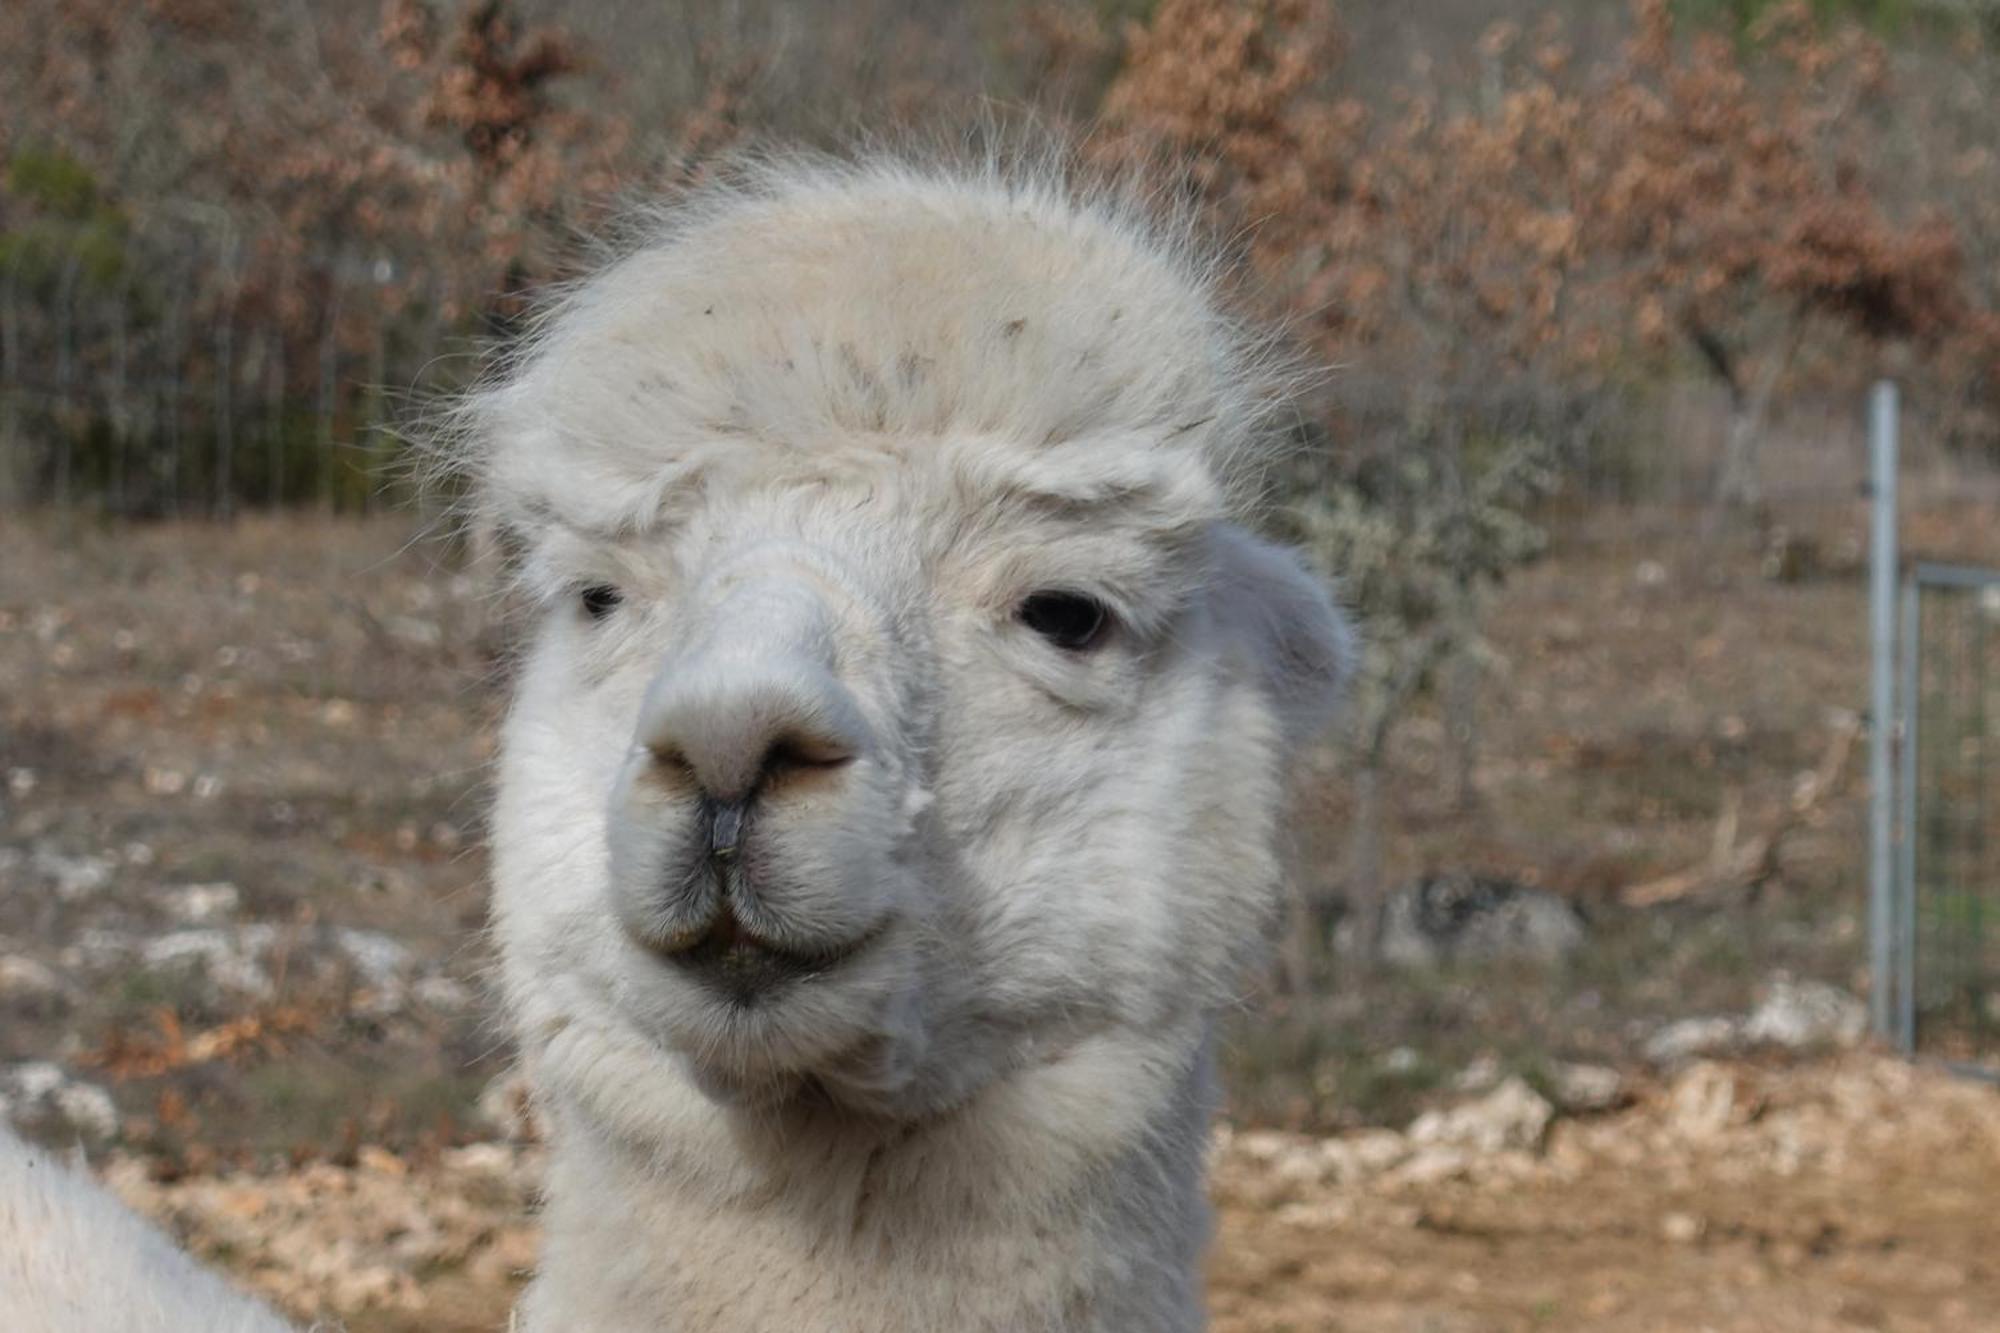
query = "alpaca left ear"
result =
(1205, 523, 1355, 747)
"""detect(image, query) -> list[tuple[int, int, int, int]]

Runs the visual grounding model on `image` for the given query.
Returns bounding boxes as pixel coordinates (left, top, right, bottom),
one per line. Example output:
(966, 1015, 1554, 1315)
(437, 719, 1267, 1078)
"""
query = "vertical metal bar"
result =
(1870, 379, 1900, 1041)
(1971, 592, 1989, 1034)
(1953, 592, 1973, 1045)
(1958, 591, 1974, 1035)
(1899, 575, 1921, 1052)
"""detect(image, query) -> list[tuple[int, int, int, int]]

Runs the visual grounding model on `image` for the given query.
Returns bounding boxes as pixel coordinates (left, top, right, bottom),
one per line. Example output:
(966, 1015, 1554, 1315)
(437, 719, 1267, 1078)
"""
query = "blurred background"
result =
(2, 1, 1998, 1329)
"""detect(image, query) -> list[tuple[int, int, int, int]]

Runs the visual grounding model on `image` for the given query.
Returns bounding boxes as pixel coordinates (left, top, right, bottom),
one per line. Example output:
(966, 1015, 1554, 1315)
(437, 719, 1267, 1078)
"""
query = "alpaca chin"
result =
(619, 927, 940, 1116)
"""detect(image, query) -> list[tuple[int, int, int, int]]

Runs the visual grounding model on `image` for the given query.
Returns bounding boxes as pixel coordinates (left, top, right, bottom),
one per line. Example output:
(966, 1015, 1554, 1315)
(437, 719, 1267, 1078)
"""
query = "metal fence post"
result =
(1898, 571, 1920, 1053)
(1868, 379, 1900, 1041)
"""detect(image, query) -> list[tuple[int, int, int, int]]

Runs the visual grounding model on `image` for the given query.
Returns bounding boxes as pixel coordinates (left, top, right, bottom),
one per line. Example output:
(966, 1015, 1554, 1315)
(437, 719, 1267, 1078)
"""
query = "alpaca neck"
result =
(522, 1029, 1216, 1333)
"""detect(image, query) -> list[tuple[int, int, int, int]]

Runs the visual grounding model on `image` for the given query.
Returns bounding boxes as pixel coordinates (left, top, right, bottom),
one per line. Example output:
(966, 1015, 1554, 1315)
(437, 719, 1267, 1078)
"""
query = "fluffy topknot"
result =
(455, 151, 1297, 535)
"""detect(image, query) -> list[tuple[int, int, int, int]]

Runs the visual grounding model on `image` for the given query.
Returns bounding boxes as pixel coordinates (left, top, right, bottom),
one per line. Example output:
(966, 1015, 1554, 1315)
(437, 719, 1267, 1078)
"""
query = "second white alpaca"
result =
(0, 1122, 292, 1333)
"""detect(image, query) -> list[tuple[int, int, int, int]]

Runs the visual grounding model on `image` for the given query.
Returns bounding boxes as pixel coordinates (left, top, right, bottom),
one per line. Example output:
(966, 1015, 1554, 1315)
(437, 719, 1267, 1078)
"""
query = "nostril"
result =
(747, 734, 855, 800)
(644, 743, 697, 784)
(764, 733, 855, 773)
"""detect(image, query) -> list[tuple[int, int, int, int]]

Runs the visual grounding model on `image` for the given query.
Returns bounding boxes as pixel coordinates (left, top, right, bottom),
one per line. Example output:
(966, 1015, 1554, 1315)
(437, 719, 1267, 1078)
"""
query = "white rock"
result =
(1665, 1061, 1741, 1140)
(1343, 1129, 1414, 1175)
(1391, 1145, 1472, 1186)
(140, 926, 279, 997)
(0, 954, 62, 999)
(6, 1061, 67, 1102)
(1314, 1129, 1412, 1183)
(1547, 1061, 1624, 1113)
(1742, 978, 1867, 1051)
(63, 928, 138, 972)
(159, 881, 242, 924)
(1660, 1211, 1704, 1244)
(1452, 1053, 1503, 1094)
(1268, 1144, 1330, 1190)
(1643, 1016, 1742, 1066)
(51, 1081, 119, 1139)
(1407, 1076, 1553, 1155)
(0, 1062, 118, 1140)
(1230, 1130, 1299, 1166)
(332, 928, 413, 988)
(31, 848, 115, 900)
(1320, 1120, 1416, 1176)
(412, 974, 473, 1012)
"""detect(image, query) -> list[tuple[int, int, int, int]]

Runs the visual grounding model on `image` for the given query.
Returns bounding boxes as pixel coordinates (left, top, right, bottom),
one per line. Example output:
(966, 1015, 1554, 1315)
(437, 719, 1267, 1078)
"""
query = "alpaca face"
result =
(492, 439, 1345, 1120)
(479, 168, 1351, 1128)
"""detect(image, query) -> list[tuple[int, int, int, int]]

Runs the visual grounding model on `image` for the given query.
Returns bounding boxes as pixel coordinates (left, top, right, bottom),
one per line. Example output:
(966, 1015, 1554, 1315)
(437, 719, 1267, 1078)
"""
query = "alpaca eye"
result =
(1018, 591, 1110, 652)
(578, 584, 623, 621)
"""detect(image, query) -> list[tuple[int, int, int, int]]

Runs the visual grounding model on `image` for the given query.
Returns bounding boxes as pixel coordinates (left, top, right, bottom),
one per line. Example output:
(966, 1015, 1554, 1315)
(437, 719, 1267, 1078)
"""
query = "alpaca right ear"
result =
(1205, 524, 1356, 747)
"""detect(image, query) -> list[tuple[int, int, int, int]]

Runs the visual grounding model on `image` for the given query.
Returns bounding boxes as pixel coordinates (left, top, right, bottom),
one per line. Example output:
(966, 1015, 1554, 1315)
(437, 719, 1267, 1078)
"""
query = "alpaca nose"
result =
(635, 580, 871, 804)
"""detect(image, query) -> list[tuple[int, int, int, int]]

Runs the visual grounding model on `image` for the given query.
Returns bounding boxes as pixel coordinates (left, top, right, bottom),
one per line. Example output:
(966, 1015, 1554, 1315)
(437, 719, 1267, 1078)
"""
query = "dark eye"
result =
(1018, 591, 1111, 652)
(578, 584, 623, 621)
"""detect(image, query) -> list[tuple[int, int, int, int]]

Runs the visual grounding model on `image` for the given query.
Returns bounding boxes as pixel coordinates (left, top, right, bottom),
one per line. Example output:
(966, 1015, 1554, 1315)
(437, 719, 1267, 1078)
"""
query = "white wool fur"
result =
(0, 1122, 294, 1333)
(0, 151, 1350, 1332)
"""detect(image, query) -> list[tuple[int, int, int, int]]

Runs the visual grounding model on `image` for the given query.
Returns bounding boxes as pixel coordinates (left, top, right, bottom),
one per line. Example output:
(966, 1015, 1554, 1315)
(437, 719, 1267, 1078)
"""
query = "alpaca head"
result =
(471, 160, 1351, 1128)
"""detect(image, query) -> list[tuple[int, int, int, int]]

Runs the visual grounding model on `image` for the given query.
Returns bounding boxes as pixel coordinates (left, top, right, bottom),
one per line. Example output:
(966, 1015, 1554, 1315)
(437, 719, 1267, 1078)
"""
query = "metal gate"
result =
(1894, 563, 2000, 1071)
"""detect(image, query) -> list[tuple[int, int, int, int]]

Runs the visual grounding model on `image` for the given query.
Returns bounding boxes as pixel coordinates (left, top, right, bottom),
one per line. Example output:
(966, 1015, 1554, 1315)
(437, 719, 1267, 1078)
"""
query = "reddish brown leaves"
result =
(83, 1005, 318, 1082)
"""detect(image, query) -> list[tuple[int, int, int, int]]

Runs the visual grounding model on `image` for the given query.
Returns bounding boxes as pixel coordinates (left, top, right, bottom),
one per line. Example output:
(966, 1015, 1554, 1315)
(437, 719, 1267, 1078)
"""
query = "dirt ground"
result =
(3, 476, 1998, 1329)
(1207, 1055, 2000, 1333)
(97, 1053, 2000, 1333)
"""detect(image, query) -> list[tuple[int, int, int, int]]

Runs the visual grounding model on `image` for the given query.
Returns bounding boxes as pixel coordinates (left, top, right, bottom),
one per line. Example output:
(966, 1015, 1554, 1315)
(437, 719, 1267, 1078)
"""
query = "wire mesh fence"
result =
(1898, 562, 2000, 1072)
(0, 223, 479, 518)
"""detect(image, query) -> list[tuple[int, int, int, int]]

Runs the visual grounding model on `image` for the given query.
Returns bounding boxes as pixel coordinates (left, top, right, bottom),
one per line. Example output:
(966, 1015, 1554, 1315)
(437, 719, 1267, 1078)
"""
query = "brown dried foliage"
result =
(1103, 0, 1998, 444)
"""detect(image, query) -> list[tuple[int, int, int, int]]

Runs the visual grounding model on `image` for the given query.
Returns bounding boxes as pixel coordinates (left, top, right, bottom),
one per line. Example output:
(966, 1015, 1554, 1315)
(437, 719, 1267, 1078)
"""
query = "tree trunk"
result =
(1709, 325, 1802, 516)
(1714, 393, 1766, 513)
(0, 263, 23, 512)
(1345, 758, 1387, 962)
(1444, 646, 1483, 813)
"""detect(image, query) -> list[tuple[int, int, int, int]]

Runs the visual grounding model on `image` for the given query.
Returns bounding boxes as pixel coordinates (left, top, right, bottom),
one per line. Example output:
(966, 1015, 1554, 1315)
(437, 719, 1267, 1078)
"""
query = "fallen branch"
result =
(1620, 711, 1860, 909)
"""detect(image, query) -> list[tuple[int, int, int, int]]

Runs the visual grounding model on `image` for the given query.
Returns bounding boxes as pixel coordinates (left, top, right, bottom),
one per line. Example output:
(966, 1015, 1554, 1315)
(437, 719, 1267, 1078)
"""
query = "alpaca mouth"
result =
(665, 902, 877, 1005)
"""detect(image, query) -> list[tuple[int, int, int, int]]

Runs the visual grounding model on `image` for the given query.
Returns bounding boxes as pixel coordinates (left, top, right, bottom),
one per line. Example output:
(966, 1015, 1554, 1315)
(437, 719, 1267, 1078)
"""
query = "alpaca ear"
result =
(1206, 523, 1355, 746)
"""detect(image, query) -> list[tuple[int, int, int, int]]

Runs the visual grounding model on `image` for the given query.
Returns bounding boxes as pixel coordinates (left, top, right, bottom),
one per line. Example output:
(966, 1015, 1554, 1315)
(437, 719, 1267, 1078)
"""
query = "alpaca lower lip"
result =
(667, 917, 875, 1003)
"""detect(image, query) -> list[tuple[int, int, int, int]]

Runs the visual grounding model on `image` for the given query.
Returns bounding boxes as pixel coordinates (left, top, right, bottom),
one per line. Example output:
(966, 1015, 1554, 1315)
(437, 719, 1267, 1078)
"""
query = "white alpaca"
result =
(0, 1122, 292, 1332)
(0, 153, 1349, 1332)
(479, 154, 1350, 1332)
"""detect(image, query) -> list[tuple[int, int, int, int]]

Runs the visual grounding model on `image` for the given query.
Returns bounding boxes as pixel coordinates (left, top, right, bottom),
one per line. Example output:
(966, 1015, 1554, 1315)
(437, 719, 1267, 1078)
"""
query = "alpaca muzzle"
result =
(606, 572, 894, 1002)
